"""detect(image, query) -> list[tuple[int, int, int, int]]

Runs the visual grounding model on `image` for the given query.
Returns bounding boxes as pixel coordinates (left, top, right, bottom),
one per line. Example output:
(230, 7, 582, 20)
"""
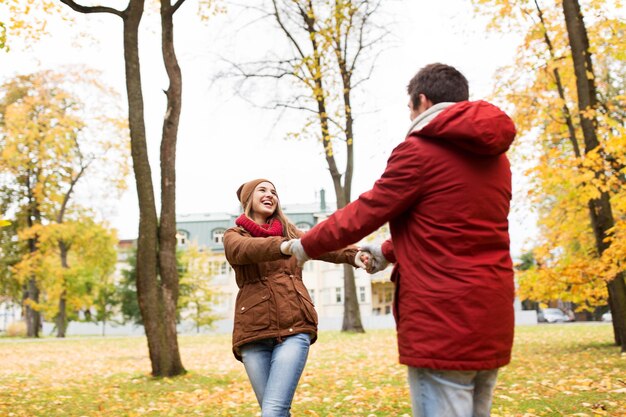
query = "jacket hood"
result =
(415, 100, 516, 156)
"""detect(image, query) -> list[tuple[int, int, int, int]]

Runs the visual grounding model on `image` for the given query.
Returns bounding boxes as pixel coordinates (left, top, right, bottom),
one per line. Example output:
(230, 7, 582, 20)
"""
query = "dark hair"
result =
(407, 63, 469, 107)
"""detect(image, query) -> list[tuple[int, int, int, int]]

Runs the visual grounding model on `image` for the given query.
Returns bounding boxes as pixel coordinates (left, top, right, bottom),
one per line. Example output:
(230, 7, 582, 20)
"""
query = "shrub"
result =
(5, 321, 27, 337)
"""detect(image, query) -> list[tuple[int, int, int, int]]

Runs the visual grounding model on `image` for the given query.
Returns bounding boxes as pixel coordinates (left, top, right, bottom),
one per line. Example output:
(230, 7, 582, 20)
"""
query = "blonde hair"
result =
(243, 194, 300, 239)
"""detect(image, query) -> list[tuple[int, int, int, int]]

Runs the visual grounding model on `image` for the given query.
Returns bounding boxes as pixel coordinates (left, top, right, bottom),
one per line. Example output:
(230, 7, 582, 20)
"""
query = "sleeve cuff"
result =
(381, 239, 396, 263)
(301, 236, 322, 259)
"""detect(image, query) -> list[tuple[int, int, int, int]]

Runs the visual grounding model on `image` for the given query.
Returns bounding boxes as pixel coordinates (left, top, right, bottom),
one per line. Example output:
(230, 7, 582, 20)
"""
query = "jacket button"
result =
(241, 307, 245, 311)
(262, 295, 267, 299)
(288, 328, 293, 332)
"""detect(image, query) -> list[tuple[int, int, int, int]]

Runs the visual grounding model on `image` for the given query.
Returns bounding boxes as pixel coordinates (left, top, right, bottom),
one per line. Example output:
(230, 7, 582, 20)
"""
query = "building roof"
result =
(282, 203, 336, 215)
(175, 201, 337, 223)
(176, 212, 234, 223)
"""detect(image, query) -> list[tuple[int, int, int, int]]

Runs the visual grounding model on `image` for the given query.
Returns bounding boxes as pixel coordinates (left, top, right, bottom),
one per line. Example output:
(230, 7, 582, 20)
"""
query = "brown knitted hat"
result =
(236, 179, 276, 207)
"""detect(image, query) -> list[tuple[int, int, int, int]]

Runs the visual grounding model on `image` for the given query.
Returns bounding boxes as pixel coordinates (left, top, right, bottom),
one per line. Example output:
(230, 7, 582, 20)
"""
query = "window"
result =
(210, 262, 232, 275)
(176, 230, 189, 247)
(212, 228, 226, 244)
(359, 286, 366, 303)
(296, 222, 312, 232)
(335, 287, 343, 304)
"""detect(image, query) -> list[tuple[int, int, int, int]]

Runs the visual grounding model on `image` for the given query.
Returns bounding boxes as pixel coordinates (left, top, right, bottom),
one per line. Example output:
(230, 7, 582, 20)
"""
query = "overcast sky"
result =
(0, 0, 535, 256)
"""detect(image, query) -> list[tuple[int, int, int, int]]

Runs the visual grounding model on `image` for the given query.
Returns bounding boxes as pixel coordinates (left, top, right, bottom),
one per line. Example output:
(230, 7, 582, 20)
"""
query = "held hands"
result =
(356, 244, 390, 274)
(281, 239, 389, 272)
(281, 239, 311, 266)
(280, 240, 293, 256)
(355, 251, 370, 269)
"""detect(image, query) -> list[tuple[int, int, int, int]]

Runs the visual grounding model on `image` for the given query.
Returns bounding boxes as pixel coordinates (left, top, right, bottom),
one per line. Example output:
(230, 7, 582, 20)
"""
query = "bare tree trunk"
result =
(300, 1, 363, 333)
(25, 277, 40, 337)
(56, 241, 69, 338)
(154, 0, 185, 375)
(341, 265, 363, 331)
(562, 0, 626, 350)
(56, 291, 67, 338)
(119, 0, 169, 376)
(59, 0, 187, 376)
(25, 180, 41, 338)
(256, 1, 379, 333)
(336, 33, 362, 334)
(123, 0, 184, 376)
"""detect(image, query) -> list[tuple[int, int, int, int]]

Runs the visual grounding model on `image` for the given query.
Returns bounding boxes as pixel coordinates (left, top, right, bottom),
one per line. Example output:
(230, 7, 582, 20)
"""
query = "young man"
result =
(286, 63, 516, 416)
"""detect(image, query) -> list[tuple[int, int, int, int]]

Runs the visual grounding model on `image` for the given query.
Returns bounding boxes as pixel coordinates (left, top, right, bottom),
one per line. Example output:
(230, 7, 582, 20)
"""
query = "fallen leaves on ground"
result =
(0, 324, 624, 416)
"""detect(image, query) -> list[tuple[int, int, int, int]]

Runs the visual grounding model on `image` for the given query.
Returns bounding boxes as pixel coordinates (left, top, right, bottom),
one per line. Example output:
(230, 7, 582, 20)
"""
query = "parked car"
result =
(602, 311, 612, 322)
(537, 308, 572, 323)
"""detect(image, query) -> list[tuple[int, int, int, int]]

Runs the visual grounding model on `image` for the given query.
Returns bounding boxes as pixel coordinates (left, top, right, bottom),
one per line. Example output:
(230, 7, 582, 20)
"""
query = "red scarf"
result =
(235, 214, 284, 237)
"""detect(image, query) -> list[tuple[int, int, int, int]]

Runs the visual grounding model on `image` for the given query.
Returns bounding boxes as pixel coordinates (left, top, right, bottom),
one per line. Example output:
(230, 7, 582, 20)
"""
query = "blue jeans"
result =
(408, 367, 499, 417)
(240, 333, 311, 417)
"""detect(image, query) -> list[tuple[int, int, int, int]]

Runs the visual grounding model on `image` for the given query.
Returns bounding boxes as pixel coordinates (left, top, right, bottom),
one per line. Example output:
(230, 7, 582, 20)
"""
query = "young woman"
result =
(223, 178, 360, 417)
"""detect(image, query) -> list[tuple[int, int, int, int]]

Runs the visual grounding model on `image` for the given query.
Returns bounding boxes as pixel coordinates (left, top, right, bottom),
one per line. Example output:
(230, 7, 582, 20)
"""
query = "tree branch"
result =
(57, 163, 89, 224)
(171, 0, 188, 14)
(534, 0, 581, 158)
(58, 0, 125, 17)
(271, 0, 308, 61)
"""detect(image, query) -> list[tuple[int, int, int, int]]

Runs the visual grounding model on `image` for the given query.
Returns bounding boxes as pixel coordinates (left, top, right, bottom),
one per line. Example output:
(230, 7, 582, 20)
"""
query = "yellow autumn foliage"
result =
(12, 219, 117, 318)
(1, 69, 129, 326)
(0, 0, 68, 50)
(472, 0, 626, 309)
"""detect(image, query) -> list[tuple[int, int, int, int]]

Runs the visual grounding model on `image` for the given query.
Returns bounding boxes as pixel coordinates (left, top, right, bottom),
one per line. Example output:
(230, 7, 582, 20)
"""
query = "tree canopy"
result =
(472, 0, 626, 346)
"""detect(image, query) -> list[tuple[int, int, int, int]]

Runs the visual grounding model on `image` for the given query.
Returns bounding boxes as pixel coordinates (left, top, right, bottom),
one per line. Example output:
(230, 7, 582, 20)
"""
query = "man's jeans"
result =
(240, 333, 311, 417)
(408, 367, 499, 417)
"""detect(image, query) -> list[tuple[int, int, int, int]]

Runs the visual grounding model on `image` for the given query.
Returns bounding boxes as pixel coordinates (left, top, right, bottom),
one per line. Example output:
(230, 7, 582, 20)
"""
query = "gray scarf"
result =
(406, 102, 455, 136)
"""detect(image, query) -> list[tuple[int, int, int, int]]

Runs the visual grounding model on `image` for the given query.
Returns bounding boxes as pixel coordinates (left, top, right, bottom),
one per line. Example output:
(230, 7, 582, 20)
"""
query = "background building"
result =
(175, 192, 396, 332)
(176, 190, 537, 332)
(2, 194, 535, 336)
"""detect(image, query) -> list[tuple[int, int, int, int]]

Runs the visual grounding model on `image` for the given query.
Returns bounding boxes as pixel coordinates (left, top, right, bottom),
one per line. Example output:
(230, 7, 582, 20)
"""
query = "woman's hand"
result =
(357, 244, 390, 273)
(281, 239, 311, 266)
(280, 240, 293, 255)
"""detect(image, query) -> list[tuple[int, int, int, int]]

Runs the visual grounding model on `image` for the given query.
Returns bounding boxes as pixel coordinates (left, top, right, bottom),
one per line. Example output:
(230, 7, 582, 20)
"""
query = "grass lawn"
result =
(0, 324, 624, 416)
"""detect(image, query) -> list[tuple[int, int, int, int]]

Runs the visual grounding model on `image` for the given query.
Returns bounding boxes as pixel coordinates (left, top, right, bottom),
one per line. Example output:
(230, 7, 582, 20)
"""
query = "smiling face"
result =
(250, 181, 278, 224)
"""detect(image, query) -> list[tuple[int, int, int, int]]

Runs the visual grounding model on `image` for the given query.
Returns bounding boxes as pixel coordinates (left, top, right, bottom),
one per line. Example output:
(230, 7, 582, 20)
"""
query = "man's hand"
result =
(359, 244, 390, 273)
(355, 251, 371, 269)
(283, 238, 311, 266)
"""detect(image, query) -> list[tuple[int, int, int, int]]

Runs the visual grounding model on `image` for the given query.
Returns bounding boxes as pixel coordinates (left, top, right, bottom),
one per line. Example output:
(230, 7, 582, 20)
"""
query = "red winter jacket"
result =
(302, 100, 516, 370)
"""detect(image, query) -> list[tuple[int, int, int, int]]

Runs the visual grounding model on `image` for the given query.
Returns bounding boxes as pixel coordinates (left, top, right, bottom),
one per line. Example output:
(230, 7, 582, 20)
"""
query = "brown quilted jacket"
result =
(224, 225, 358, 360)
